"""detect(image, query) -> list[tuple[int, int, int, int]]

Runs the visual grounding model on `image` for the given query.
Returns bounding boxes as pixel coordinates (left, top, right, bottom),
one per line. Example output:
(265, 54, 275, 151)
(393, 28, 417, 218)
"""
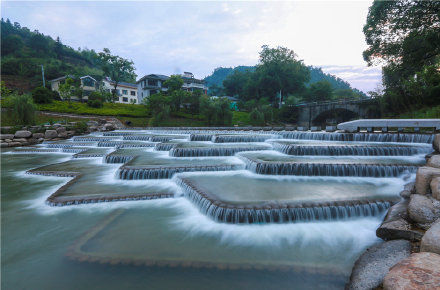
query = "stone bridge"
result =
(293, 98, 377, 127)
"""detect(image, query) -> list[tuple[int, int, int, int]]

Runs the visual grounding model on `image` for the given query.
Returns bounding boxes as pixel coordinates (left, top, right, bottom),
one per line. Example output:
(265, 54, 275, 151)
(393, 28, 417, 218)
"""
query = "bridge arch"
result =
(312, 108, 359, 126)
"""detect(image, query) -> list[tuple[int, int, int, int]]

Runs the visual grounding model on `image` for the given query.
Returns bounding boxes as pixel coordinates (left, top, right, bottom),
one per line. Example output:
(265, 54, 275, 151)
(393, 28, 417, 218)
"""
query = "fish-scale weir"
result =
(242, 158, 416, 177)
(272, 143, 430, 156)
(212, 134, 277, 143)
(169, 145, 270, 157)
(119, 164, 243, 179)
(177, 177, 393, 224)
(280, 132, 434, 143)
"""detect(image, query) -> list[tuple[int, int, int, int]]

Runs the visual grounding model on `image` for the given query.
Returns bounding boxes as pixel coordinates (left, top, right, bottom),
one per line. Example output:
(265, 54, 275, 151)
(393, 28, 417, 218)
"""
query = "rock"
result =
(56, 127, 66, 134)
(66, 130, 75, 136)
(433, 134, 440, 153)
(57, 131, 68, 138)
(37, 138, 44, 143)
(8, 142, 21, 147)
(87, 121, 99, 127)
(415, 166, 440, 195)
(428, 155, 440, 169)
(44, 130, 58, 139)
(431, 177, 440, 201)
(13, 138, 27, 143)
(408, 194, 440, 230)
(103, 123, 116, 131)
(377, 200, 424, 241)
(1, 142, 8, 148)
(421, 219, 440, 255)
(14, 130, 32, 138)
(88, 126, 98, 132)
(0, 134, 14, 140)
(32, 133, 44, 139)
(383, 252, 440, 289)
(347, 240, 411, 290)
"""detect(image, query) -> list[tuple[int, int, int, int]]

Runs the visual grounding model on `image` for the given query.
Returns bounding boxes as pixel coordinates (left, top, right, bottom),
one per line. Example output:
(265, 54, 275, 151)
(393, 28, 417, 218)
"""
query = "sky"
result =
(1, 0, 382, 93)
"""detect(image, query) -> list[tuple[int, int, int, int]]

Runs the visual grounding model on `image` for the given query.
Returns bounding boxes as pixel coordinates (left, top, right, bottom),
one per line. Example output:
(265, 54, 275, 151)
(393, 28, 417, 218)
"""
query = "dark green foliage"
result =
(200, 97, 232, 126)
(87, 91, 105, 108)
(31, 86, 54, 104)
(363, 0, 440, 115)
(11, 93, 36, 125)
(1, 19, 103, 83)
(307, 81, 333, 102)
(249, 109, 264, 126)
(73, 121, 88, 134)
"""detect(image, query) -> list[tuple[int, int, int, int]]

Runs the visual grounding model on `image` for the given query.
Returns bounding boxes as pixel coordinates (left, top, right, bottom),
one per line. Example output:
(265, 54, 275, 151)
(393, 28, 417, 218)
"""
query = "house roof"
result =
(104, 78, 137, 88)
(137, 74, 170, 83)
(80, 75, 97, 82)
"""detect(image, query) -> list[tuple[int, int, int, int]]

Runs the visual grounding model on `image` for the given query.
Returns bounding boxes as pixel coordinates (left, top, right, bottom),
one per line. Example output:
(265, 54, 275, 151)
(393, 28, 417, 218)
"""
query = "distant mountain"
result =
(204, 65, 366, 96)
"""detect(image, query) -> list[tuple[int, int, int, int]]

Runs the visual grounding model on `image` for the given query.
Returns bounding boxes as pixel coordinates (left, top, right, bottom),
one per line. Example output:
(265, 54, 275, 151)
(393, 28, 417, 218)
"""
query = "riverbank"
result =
(347, 134, 440, 289)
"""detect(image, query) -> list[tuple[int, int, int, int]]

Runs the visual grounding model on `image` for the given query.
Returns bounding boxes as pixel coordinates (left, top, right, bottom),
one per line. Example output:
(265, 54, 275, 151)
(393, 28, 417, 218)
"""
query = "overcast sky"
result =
(2, 0, 382, 93)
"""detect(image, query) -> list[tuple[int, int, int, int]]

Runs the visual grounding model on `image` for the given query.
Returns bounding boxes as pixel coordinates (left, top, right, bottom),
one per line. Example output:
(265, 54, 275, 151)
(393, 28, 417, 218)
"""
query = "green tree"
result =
(163, 75, 184, 92)
(363, 0, 440, 114)
(32, 87, 53, 104)
(144, 93, 171, 125)
(307, 81, 333, 102)
(1, 34, 23, 55)
(249, 109, 264, 125)
(58, 78, 74, 102)
(98, 48, 137, 100)
(256, 45, 310, 106)
(11, 93, 36, 125)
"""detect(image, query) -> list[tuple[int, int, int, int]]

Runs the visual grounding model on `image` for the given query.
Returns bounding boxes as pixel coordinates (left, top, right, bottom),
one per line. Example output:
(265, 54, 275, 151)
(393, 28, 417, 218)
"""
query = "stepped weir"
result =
(20, 128, 432, 225)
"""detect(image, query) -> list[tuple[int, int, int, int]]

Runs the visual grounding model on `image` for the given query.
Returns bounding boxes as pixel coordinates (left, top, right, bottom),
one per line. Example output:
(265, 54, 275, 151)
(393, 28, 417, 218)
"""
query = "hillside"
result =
(1, 19, 131, 91)
(204, 65, 365, 96)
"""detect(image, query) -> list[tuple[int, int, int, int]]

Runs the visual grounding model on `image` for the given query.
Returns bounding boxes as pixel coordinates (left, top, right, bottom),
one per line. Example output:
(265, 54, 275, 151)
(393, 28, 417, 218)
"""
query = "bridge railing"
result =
(290, 97, 373, 107)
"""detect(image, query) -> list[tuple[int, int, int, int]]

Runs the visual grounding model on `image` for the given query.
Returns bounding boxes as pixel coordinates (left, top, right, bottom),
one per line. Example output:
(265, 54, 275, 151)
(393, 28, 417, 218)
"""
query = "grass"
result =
(1, 110, 95, 127)
(36, 101, 149, 117)
(396, 105, 440, 119)
(232, 111, 251, 126)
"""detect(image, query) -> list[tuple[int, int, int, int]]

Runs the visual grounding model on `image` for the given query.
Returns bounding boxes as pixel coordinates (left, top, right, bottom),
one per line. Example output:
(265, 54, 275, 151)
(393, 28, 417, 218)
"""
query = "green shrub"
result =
(88, 99, 103, 108)
(11, 93, 36, 125)
(250, 108, 264, 126)
(73, 121, 88, 134)
(32, 87, 53, 104)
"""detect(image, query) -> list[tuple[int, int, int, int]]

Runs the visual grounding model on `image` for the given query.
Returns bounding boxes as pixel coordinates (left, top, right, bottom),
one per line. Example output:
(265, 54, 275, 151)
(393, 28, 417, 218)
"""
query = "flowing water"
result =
(1, 129, 433, 289)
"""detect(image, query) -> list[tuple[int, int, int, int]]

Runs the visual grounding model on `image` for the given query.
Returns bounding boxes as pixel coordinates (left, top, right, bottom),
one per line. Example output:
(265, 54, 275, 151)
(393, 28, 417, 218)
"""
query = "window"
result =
(122, 90, 128, 95)
(150, 90, 157, 95)
(116, 89, 121, 96)
(130, 91, 136, 96)
(148, 79, 157, 86)
(122, 97, 128, 102)
(82, 77, 95, 87)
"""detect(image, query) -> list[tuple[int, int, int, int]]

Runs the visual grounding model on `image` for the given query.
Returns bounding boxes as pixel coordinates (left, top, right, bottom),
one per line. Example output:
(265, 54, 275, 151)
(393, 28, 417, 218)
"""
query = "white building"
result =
(49, 75, 138, 104)
(136, 72, 208, 104)
(102, 77, 138, 104)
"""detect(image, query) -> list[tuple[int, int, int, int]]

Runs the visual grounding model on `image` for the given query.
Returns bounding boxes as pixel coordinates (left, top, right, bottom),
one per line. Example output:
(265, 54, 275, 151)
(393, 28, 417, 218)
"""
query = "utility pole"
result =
(41, 65, 45, 87)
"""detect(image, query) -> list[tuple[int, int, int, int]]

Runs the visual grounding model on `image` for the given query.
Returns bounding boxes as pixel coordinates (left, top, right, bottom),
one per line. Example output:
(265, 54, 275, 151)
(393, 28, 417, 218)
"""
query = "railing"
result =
(292, 97, 373, 107)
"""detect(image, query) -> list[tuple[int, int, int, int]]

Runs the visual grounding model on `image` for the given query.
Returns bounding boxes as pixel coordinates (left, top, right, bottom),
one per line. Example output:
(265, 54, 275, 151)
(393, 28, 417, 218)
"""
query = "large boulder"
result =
(415, 166, 440, 195)
(408, 194, 440, 230)
(347, 240, 411, 290)
(56, 127, 66, 134)
(44, 130, 58, 139)
(383, 252, 440, 289)
(433, 134, 440, 153)
(420, 219, 440, 255)
(428, 155, 440, 169)
(431, 177, 440, 201)
(14, 130, 32, 138)
(377, 200, 424, 241)
(103, 123, 116, 131)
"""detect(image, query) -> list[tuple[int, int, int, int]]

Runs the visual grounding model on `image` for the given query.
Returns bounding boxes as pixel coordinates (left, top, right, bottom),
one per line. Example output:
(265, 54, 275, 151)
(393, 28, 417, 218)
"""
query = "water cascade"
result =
(119, 164, 242, 179)
(242, 157, 416, 177)
(169, 145, 270, 157)
(212, 134, 277, 143)
(272, 143, 431, 156)
(281, 132, 434, 143)
(177, 177, 392, 224)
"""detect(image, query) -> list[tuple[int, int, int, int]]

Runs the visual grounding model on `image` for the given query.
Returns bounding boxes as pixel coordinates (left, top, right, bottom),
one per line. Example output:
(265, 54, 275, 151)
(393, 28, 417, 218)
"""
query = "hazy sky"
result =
(2, 1, 382, 93)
